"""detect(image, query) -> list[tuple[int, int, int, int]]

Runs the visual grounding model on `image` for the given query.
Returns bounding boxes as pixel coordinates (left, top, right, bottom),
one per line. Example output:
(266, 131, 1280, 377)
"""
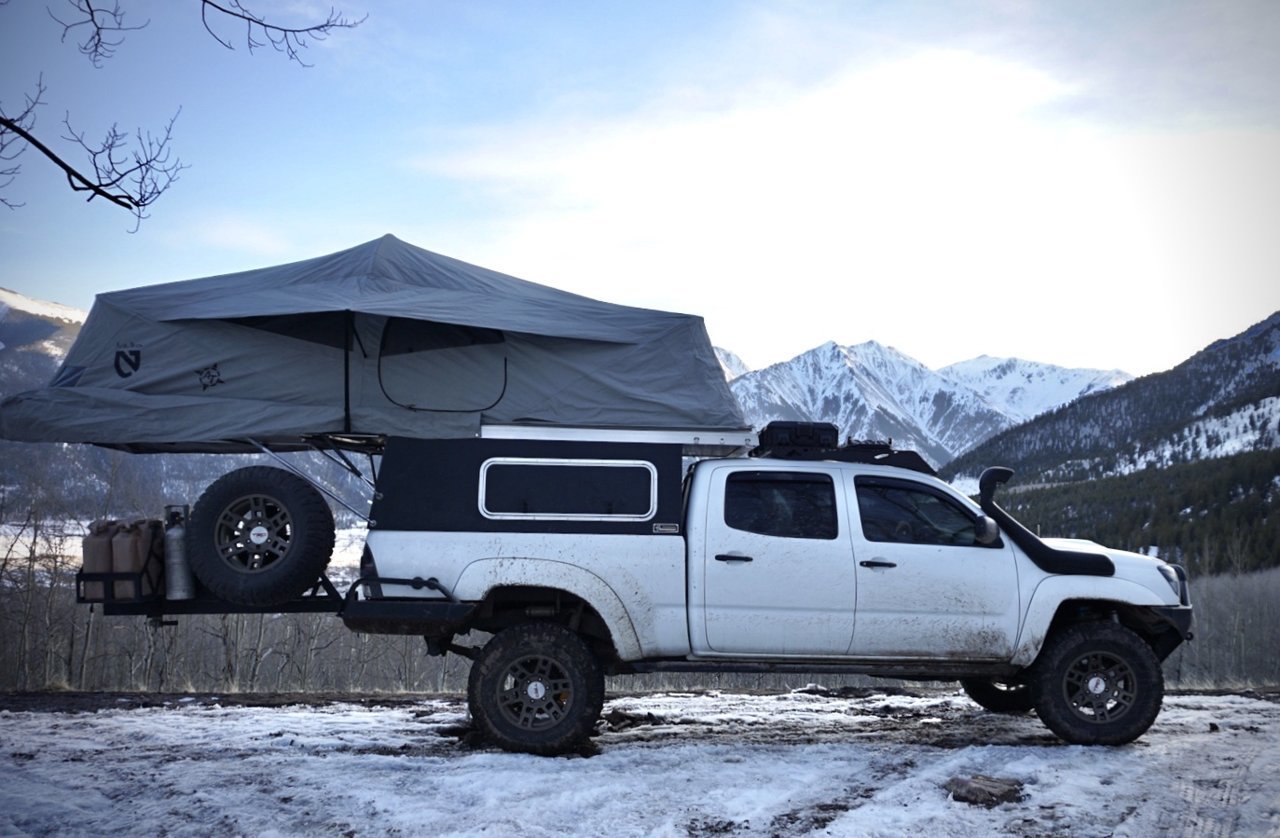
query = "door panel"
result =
(848, 477, 1020, 659)
(701, 468, 855, 656)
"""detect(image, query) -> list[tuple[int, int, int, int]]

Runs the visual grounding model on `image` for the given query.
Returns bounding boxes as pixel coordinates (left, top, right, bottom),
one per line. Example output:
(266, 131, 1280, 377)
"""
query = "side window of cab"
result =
(854, 477, 983, 546)
(724, 471, 838, 540)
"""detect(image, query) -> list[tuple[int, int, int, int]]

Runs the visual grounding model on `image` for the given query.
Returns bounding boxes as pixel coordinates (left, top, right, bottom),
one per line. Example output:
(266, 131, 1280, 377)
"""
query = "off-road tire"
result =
(960, 678, 1035, 713)
(186, 466, 335, 606)
(1031, 622, 1163, 745)
(468, 623, 605, 755)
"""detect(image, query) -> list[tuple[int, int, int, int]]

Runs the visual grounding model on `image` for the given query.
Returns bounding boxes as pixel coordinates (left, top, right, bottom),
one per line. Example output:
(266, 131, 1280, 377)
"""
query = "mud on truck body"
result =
(81, 422, 1194, 756)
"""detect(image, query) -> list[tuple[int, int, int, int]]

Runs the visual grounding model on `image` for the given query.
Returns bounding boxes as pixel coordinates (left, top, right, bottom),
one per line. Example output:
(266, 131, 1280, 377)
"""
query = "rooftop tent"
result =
(0, 235, 747, 452)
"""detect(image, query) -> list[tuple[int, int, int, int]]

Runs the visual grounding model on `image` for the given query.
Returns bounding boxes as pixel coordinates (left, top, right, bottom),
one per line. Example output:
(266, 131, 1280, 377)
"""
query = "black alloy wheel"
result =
(469, 622, 605, 755)
(187, 466, 335, 606)
(1031, 622, 1164, 745)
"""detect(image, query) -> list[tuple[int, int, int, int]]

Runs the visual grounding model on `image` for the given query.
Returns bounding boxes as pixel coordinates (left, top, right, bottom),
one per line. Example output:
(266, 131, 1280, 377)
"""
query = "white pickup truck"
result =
(162, 423, 1192, 755)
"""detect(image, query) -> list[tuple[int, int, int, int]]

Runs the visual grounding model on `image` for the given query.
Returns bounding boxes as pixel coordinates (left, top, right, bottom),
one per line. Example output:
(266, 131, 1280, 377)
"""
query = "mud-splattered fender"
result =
(1011, 576, 1172, 667)
(453, 558, 644, 661)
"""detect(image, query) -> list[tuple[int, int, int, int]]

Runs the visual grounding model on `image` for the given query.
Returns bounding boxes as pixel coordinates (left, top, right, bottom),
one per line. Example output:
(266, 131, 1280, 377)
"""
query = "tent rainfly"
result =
(0, 235, 747, 452)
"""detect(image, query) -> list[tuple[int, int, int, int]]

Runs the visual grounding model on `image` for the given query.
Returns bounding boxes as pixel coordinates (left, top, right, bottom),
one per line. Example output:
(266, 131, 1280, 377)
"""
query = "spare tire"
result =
(187, 466, 335, 606)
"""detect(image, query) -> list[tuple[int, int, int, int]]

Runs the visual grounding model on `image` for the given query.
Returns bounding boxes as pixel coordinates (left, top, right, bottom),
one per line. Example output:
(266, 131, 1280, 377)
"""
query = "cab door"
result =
(847, 475, 1020, 659)
(697, 465, 856, 656)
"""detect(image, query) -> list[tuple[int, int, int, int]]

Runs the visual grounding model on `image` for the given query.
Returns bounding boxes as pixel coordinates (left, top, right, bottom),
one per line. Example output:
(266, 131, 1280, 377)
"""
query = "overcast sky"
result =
(2, 0, 1278, 375)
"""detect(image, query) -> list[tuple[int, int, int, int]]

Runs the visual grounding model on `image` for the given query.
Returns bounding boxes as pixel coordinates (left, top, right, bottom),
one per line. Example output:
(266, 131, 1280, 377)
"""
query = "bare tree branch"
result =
(61, 110, 187, 229)
(0, 94, 185, 230)
(201, 1, 366, 67)
(0, 1, 362, 223)
(47, 0, 150, 68)
(0, 78, 45, 210)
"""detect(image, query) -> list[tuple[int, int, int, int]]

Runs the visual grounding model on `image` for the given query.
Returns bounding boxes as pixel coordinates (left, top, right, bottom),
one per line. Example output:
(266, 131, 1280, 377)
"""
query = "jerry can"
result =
(110, 519, 162, 600)
(81, 519, 120, 601)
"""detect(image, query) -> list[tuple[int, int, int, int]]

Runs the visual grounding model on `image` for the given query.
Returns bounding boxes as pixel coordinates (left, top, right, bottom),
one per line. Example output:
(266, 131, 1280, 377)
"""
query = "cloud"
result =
(400, 8, 1280, 374)
(407, 52, 1101, 346)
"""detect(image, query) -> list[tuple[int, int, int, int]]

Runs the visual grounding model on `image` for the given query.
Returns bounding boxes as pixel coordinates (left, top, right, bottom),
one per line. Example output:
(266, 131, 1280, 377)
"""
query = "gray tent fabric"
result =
(0, 235, 746, 451)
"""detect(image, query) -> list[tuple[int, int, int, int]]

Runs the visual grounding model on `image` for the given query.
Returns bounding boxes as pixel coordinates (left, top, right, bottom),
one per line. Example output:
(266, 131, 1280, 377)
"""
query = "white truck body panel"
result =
(366, 530, 689, 660)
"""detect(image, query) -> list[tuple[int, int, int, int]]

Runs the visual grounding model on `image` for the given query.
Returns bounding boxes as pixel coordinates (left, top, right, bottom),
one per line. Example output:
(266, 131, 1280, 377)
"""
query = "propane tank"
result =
(163, 505, 195, 600)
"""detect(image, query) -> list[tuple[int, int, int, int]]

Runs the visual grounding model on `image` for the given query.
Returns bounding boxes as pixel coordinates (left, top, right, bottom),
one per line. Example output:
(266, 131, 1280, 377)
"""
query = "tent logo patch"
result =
(196, 363, 225, 391)
(113, 348, 142, 378)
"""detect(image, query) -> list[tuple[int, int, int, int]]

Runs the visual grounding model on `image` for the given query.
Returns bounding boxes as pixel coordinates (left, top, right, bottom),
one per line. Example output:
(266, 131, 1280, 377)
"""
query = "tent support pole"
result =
(343, 310, 353, 434)
(247, 438, 371, 523)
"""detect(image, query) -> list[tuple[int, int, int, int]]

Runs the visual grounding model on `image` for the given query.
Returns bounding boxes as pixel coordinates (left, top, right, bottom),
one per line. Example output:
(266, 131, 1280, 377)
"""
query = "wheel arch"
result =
(1012, 575, 1173, 666)
(454, 559, 642, 661)
(470, 585, 621, 665)
(1015, 593, 1189, 667)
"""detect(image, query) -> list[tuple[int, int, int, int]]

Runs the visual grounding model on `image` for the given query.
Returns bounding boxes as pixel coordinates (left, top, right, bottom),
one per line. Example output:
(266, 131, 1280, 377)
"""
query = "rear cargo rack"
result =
(85, 574, 346, 617)
(86, 571, 476, 640)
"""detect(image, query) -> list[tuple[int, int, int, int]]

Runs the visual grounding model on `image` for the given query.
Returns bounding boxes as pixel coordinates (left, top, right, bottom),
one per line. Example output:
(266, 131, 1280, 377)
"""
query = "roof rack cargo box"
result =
(754, 421, 840, 450)
(750, 420, 936, 476)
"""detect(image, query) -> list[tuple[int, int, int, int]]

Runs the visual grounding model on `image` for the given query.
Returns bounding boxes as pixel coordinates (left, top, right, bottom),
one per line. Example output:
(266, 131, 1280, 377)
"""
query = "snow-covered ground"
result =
(2, 688, 1276, 836)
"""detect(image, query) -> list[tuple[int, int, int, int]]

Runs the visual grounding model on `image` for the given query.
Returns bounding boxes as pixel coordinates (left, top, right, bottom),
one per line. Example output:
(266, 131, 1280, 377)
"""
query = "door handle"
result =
(859, 560, 897, 569)
(715, 553, 754, 563)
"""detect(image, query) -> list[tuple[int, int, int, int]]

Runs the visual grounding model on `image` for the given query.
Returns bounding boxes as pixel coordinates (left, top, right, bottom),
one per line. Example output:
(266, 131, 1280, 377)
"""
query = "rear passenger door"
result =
(697, 465, 856, 656)
(848, 476, 1020, 660)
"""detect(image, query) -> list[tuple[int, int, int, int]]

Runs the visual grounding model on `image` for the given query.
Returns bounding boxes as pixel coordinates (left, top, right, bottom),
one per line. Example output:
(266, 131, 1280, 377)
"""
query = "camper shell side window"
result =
(479, 458, 658, 521)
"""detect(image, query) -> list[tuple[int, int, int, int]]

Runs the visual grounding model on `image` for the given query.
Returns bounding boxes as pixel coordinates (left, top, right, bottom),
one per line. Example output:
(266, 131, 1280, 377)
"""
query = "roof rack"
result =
(748, 421, 936, 476)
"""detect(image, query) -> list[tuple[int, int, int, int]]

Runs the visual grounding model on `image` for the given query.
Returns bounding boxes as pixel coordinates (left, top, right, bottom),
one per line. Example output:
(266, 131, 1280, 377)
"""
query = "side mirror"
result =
(975, 515, 1000, 546)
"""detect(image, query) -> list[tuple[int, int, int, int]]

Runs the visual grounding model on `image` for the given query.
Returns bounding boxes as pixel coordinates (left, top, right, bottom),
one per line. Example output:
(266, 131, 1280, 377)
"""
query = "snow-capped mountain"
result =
(714, 347, 751, 381)
(0, 288, 85, 352)
(940, 356, 1132, 425)
(0, 288, 86, 396)
(942, 311, 1280, 484)
(727, 340, 1123, 467)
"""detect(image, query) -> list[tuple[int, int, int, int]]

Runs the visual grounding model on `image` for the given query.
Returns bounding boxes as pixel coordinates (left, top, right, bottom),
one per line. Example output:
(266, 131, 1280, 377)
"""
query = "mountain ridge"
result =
(941, 310, 1280, 484)
(725, 340, 1132, 467)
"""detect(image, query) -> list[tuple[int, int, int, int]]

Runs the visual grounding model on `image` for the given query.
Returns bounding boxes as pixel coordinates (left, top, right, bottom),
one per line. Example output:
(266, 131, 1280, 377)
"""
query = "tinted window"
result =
(725, 471, 837, 540)
(482, 459, 655, 520)
(855, 479, 980, 546)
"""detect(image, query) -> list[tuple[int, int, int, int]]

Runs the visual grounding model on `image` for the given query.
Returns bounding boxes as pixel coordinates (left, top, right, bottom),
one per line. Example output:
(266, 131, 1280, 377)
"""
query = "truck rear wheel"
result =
(960, 678, 1034, 713)
(186, 466, 335, 606)
(1031, 622, 1163, 745)
(468, 623, 604, 755)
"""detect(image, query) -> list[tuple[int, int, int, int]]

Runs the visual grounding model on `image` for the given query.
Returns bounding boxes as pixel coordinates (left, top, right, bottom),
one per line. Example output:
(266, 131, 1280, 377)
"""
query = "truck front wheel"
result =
(468, 623, 604, 755)
(1031, 622, 1163, 745)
